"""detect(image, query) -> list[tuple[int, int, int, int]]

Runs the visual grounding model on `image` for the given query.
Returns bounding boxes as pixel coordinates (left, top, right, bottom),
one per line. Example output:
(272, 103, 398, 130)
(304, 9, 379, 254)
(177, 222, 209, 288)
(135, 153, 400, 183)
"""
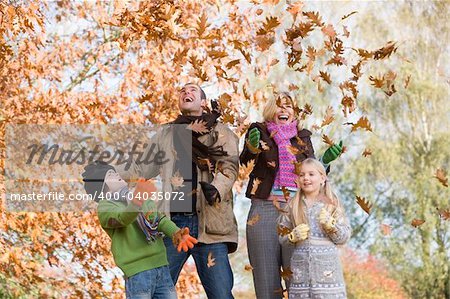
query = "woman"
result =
(240, 92, 342, 299)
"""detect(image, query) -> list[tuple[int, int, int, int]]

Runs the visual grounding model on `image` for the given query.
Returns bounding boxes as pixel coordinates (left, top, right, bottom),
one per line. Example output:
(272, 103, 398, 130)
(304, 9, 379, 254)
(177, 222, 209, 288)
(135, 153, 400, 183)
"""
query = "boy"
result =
(82, 161, 197, 298)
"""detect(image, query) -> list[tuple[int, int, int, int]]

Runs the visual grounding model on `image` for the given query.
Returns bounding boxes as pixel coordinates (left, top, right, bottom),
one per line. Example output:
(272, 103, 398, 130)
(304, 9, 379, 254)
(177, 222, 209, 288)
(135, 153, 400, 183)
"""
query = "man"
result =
(119, 83, 239, 298)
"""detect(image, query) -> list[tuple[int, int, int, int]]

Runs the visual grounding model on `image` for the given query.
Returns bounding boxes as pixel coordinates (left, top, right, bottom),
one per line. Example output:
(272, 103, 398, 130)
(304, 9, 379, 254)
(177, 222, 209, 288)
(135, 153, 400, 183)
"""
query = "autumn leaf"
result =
(240, 159, 255, 176)
(226, 59, 240, 69)
(196, 12, 209, 38)
(362, 148, 372, 157)
(215, 161, 230, 179)
(280, 267, 293, 281)
(281, 186, 291, 201)
(319, 71, 332, 84)
(292, 160, 302, 175)
(373, 41, 398, 60)
(438, 209, 450, 220)
(207, 251, 216, 268)
(270, 59, 279, 66)
(247, 213, 261, 226)
(356, 195, 372, 214)
(322, 134, 335, 146)
(434, 168, 448, 187)
(303, 11, 323, 27)
(341, 11, 358, 20)
(404, 75, 411, 89)
(277, 225, 291, 236)
(244, 264, 254, 271)
(171, 171, 185, 189)
(380, 223, 392, 236)
(269, 130, 278, 139)
(411, 218, 425, 228)
(187, 119, 209, 134)
(257, 16, 280, 35)
(351, 116, 373, 132)
(222, 111, 235, 124)
(267, 161, 276, 168)
(321, 106, 335, 127)
(321, 24, 336, 39)
(250, 178, 262, 195)
(342, 25, 350, 38)
(288, 2, 304, 16)
(287, 145, 300, 156)
(369, 75, 384, 88)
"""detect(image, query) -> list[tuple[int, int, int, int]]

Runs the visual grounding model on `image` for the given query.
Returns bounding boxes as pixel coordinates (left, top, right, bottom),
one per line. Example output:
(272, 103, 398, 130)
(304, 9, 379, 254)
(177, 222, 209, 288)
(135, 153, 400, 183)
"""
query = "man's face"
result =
(178, 84, 205, 116)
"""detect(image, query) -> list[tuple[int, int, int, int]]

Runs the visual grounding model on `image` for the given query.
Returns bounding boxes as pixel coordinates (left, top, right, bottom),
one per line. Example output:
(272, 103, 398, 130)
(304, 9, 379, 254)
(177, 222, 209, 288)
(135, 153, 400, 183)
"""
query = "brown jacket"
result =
(117, 123, 239, 253)
(240, 122, 315, 200)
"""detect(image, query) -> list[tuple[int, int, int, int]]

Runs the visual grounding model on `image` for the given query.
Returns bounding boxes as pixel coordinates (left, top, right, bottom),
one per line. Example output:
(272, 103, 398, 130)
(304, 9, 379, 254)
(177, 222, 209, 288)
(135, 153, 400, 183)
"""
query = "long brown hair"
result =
(288, 158, 344, 226)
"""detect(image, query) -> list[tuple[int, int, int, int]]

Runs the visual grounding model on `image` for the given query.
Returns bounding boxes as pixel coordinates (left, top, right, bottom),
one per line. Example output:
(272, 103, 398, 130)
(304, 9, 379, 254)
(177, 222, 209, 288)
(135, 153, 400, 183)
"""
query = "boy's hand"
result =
(172, 227, 198, 252)
(288, 223, 310, 243)
(322, 141, 343, 164)
(132, 178, 156, 207)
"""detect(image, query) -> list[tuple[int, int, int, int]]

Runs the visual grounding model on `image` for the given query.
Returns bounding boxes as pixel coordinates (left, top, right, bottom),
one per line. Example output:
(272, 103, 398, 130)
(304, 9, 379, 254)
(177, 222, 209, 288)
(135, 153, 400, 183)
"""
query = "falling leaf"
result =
(207, 251, 216, 268)
(288, 2, 304, 16)
(369, 75, 385, 88)
(342, 25, 350, 38)
(287, 145, 300, 156)
(246, 139, 262, 154)
(411, 218, 425, 228)
(247, 213, 261, 226)
(215, 161, 230, 179)
(196, 13, 209, 38)
(256, 16, 280, 35)
(260, 140, 270, 151)
(292, 160, 302, 175)
(280, 268, 293, 280)
(356, 195, 372, 214)
(281, 186, 291, 200)
(256, 8, 264, 15)
(351, 116, 373, 132)
(380, 223, 392, 236)
(321, 24, 336, 39)
(250, 178, 262, 195)
(373, 41, 398, 60)
(438, 209, 450, 220)
(198, 158, 214, 172)
(434, 168, 448, 187)
(244, 264, 254, 271)
(319, 71, 332, 84)
(222, 111, 235, 124)
(302, 11, 323, 27)
(187, 119, 209, 134)
(267, 161, 276, 168)
(341, 11, 358, 20)
(226, 59, 240, 69)
(321, 106, 335, 127)
(270, 59, 279, 66)
(170, 171, 185, 189)
(404, 75, 411, 89)
(277, 225, 292, 236)
(362, 148, 372, 157)
(322, 134, 335, 146)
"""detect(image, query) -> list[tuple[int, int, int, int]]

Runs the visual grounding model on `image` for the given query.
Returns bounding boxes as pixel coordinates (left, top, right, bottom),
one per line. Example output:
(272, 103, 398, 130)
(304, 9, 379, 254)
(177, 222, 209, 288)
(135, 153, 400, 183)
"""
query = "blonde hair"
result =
(288, 158, 344, 227)
(262, 92, 303, 129)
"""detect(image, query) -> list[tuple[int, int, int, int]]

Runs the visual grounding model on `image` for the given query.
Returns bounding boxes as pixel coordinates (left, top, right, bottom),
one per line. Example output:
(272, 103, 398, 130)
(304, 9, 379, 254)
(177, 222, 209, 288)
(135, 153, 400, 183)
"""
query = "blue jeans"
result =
(163, 214, 234, 298)
(125, 266, 177, 299)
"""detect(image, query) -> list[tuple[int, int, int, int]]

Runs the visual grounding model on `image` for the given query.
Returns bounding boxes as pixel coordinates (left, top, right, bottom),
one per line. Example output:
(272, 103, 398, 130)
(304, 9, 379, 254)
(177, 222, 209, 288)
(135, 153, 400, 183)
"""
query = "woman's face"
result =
(273, 97, 295, 125)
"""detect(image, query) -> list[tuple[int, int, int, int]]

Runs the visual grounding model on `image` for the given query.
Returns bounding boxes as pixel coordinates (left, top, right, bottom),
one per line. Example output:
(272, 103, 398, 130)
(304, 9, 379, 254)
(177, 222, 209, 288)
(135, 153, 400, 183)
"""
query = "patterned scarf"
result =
(266, 120, 298, 189)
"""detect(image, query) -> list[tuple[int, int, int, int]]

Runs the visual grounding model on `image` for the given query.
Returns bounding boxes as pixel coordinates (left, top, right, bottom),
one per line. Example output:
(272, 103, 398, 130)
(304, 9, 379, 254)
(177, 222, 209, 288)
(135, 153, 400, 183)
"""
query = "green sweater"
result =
(97, 199, 179, 277)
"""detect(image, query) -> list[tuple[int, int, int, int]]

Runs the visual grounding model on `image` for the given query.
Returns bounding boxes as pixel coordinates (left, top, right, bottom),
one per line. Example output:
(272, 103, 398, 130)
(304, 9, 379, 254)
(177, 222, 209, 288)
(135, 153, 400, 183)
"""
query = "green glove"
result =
(248, 128, 260, 149)
(322, 141, 343, 164)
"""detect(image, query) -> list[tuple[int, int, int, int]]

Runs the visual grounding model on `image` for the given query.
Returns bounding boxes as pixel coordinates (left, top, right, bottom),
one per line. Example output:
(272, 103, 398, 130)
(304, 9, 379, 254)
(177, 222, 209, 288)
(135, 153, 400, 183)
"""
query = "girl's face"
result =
(104, 169, 127, 193)
(298, 163, 326, 196)
(273, 97, 295, 125)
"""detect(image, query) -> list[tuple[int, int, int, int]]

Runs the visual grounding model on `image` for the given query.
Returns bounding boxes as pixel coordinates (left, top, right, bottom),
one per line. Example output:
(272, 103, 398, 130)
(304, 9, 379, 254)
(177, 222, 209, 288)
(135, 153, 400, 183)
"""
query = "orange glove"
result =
(172, 227, 198, 252)
(132, 178, 156, 207)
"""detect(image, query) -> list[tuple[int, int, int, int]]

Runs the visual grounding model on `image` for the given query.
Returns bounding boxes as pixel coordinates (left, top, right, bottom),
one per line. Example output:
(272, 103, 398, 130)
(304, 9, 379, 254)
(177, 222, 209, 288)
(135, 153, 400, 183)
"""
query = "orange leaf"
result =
(244, 264, 254, 271)
(260, 140, 269, 151)
(356, 195, 372, 214)
(362, 148, 372, 157)
(187, 119, 209, 134)
(434, 168, 448, 187)
(170, 171, 185, 189)
(267, 161, 276, 168)
(250, 178, 262, 195)
(287, 145, 300, 156)
(281, 186, 291, 201)
(380, 223, 392, 236)
(273, 200, 288, 214)
(292, 160, 302, 176)
(351, 116, 373, 132)
(319, 71, 332, 84)
(322, 134, 335, 146)
(321, 106, 335, 127)
(438, 209, 450, 220)
(247, 213, 261, 226)
(280, 267, 293, 280)
(341, 11, 358, 20)
(411, 218, 425, 228)
(321, 24, 336, 39)
(226, 59, 240, 69)
(196, 13, 209, 38)
(277, 225, 292, 236)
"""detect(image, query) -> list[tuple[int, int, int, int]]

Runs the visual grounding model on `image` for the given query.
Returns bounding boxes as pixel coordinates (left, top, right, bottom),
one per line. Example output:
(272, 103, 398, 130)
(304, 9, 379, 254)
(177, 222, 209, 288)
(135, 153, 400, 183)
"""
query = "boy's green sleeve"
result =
(97, 200, 141, 228)
(141, 200, 179, 238)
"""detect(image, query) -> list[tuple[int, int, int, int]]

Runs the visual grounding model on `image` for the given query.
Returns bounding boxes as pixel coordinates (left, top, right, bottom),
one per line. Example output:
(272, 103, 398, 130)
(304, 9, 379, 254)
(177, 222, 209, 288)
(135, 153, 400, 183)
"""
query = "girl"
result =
(278, 158, 351, 298)
(240, 92, 343, 298)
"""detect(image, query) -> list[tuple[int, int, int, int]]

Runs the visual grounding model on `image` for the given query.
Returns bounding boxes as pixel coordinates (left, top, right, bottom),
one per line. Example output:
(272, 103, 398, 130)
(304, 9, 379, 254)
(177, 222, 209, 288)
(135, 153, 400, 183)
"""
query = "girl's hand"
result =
(319, 206, 338, 233)
(288, 223, 310, 243)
